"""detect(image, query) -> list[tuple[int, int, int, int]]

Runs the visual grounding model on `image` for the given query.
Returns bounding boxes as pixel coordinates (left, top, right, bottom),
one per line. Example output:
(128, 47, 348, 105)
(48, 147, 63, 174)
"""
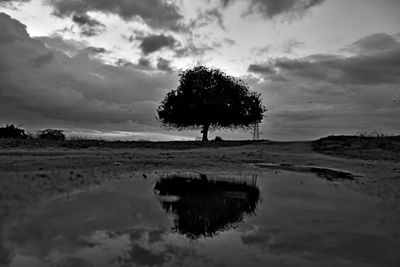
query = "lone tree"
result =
(157, 66, 266, 141)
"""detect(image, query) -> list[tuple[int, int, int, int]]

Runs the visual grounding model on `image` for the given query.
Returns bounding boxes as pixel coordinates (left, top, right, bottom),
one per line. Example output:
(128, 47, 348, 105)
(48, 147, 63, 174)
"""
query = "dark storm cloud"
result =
(0, 13, 26, 43)
(138, 57, 151, 68)
(115, 58, 133, 67)
(248, 34, 400, 85)
(114, 57, 152, 70)
(248, 63, 276, 75)
(345, 32, 400, 55)
(72, 13, 106, 37)
(0, 13, 178, 129)
(85, 46, 108, 54)
(46, 0, 184, 31)
(221, 0, 325, 19)
(157, 58, 173, 72)
(30, 51, 54, 67)
(139, 34, 177, 55)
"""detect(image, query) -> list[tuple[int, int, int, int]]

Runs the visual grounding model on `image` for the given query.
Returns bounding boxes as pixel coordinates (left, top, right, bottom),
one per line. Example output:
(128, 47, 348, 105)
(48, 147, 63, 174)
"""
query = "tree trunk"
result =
(201, 124, 210, 141)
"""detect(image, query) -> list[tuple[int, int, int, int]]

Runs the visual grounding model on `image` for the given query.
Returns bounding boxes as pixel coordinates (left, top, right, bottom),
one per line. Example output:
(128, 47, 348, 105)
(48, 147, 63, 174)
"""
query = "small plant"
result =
(0, 124, 28, 139)
(37, 129, 66, 141)
(357, 130, 390, 138)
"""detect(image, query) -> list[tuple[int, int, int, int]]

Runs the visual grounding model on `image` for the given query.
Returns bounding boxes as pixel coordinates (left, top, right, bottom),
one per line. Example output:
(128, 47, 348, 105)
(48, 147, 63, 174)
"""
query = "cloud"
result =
(85, 46, 108, 54)
(138, 57, 152, 68)
(139, 34, 177, 55)
(45, 0, 185, 31)
(190, 7, 225, 30)
(0, 12, 27, 43)
(30, 51, 54, 67)
(36, 34, 87, 56)
(0, 13, 178, 132)
(248, 63, 277, 75)
(114, 57, 153, 71)
(0, 0, 29, 7)
(174, 39, 220, 58)
(251, 39, 304, 57)
(248, 34, 400, 85)
(157, 58, 173, 72)
(345, 32, 400, 55)
(246, 32, 400, 140)
(72, 13, 106, 37)
(223, 38, 236, 46)
(280, 39, 304, 54)
(221, 0, 325, 19)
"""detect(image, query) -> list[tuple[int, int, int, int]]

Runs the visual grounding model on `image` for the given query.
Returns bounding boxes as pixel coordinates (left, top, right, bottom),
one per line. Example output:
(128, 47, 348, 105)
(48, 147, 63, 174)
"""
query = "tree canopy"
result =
(157, 66, 266, 141)
(0, 125, 27, 139)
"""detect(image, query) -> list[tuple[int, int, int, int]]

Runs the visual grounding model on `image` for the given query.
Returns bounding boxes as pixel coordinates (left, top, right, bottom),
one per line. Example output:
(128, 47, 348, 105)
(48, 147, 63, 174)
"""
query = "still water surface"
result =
(3, 170, 400, 267)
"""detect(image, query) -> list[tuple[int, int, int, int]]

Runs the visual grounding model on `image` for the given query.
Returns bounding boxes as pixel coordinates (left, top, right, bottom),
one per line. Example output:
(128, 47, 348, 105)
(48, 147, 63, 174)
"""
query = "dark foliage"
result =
(157, 66, 266, 141)
(37, 129, 66, 141)
(0, 125, 27, 139)
(154, 175, 260, 239)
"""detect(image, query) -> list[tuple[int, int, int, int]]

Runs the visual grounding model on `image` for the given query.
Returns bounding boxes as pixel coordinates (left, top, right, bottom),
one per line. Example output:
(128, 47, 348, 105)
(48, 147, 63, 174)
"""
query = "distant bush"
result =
(37, 129, 66, 141)
(357, 130, 391, 138)
(214, 136, 223, 141)
(0, 125, 28, 139)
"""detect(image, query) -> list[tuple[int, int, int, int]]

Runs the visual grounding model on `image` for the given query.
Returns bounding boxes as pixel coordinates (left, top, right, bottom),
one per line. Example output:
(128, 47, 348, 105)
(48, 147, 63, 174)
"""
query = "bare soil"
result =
(1, 138, 399, 225)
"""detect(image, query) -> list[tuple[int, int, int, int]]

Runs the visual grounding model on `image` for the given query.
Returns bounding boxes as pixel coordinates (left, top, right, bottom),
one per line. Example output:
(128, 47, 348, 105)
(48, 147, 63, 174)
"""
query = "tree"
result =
(157, 66, 266, 141)
(37, 129, 66, 141)
(0, 124, 28, 139)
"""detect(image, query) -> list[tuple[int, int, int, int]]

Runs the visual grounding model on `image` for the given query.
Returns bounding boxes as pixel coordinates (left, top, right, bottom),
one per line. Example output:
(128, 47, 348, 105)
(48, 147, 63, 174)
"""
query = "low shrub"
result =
(37, 129, 66, 141)
(0, 125, 28, 139)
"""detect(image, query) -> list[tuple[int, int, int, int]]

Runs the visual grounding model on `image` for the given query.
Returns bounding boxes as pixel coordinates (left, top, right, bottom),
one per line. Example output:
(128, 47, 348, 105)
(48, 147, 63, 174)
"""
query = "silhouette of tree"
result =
(157, 66, 266, 141)
(37, 129, 66, 141)
(0, 125, 27, 139)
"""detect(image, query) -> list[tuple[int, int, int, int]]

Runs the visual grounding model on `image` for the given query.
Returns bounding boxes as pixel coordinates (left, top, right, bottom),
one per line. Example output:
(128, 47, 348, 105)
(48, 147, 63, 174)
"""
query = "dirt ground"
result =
(1, 140, 399, 224)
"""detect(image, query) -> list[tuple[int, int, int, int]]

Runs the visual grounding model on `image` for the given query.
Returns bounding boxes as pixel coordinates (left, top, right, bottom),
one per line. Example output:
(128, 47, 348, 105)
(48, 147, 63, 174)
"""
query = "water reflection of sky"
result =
(2, 172, 400, 267)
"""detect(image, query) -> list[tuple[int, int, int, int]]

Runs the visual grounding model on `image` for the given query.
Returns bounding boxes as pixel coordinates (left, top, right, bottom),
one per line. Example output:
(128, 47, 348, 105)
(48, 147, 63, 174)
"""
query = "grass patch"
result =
(312, 135, 400, 161)
(0, 138, 262, 150)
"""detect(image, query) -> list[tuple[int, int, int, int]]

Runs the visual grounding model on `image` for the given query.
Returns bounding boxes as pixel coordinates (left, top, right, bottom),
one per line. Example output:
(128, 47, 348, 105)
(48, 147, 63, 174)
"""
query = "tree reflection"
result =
(154, 174, 260, 239)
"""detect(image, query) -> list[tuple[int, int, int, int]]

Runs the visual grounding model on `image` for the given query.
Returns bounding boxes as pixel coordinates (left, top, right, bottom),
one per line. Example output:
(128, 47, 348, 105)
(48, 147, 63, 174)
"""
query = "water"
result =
(2, 171, 400, 267)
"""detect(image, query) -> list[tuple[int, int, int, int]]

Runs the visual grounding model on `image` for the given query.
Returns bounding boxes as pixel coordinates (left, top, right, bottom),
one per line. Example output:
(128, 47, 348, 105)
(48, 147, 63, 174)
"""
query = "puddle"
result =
(154, 174, 260, 239)
(1, 171, 400, 267)
(253, 163, 358, 181)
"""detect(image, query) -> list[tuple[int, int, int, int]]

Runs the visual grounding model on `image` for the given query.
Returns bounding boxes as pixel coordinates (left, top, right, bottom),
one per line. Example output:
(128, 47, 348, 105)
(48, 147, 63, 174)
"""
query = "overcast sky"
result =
(0, 0, 399, 141)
